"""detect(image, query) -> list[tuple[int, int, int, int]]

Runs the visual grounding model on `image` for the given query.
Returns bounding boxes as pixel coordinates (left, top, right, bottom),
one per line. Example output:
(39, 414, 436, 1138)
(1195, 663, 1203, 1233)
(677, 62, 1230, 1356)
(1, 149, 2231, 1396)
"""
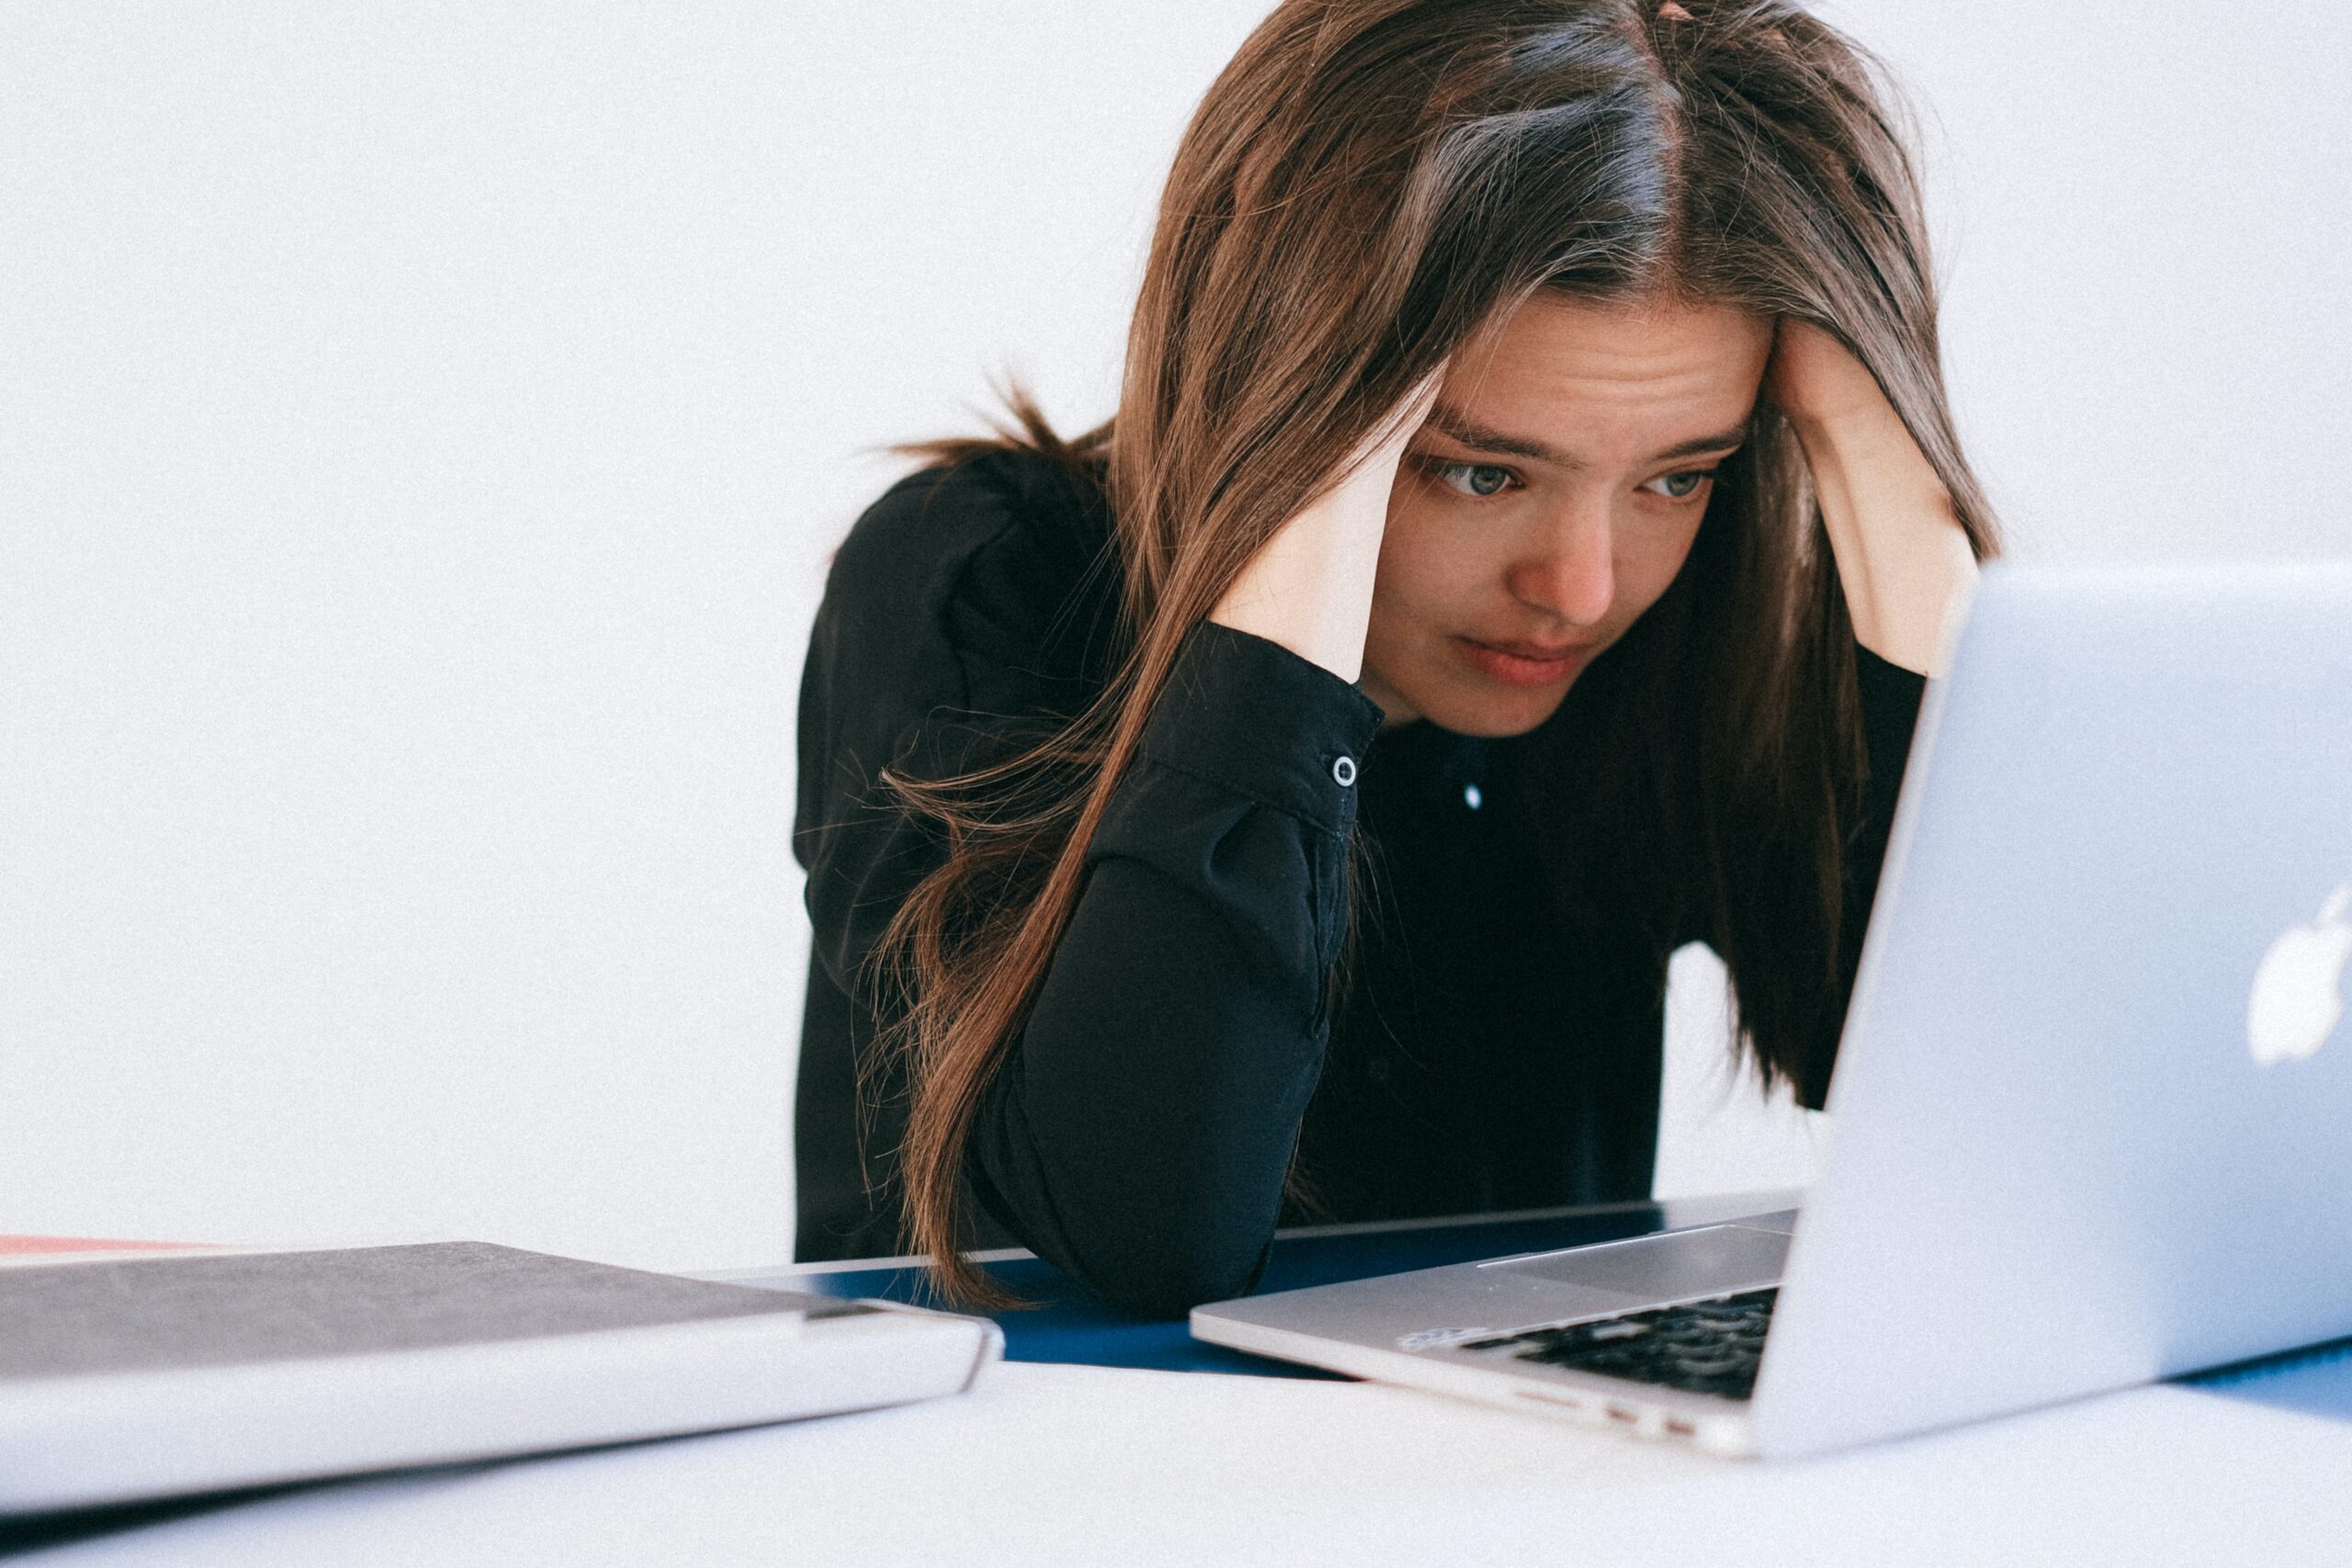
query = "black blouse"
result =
(793, 447, 1927, 1316)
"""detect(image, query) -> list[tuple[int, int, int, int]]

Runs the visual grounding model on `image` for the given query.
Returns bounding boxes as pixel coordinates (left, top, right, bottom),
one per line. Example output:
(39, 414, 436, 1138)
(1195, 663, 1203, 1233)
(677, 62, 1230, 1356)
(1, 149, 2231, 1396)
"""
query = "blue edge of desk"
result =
(750, 1190, 2352, 1419)
(773, 1198, 1726, 1380)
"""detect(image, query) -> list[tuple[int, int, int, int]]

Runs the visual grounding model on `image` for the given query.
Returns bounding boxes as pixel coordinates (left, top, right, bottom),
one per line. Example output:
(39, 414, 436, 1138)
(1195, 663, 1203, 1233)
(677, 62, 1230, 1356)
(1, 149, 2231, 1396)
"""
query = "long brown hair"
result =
(862, 0, 1999, 1305)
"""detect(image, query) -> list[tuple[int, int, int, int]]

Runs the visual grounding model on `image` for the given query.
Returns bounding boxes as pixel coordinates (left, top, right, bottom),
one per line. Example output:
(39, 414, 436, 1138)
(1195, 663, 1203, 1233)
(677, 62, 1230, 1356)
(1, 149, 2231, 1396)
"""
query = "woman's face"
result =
(1360, 292, 1774, 736)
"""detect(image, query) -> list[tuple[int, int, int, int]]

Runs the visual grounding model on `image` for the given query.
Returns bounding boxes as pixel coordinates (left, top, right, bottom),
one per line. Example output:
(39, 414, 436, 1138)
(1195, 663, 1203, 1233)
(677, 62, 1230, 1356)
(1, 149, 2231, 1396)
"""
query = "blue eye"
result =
(1641, 469, 1716, 501)
(1431, 461, 1517, 499)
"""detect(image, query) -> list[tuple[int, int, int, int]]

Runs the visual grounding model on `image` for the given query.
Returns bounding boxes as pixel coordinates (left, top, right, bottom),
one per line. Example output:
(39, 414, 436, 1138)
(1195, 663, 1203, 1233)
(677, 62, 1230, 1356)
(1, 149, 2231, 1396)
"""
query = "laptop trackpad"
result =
(1488, 1224, 1790, 1300)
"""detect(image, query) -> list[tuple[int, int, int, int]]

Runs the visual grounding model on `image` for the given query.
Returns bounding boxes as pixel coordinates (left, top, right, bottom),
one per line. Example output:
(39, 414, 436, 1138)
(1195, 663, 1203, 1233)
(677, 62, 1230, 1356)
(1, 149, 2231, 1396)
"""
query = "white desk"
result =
(21, 1346, 2352, 1565)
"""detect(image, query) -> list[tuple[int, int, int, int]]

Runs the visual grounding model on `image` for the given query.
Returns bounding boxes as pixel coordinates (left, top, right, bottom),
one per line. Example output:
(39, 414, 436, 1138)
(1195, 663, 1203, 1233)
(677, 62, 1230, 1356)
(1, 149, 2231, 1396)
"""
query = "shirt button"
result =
(1331, 755, 1358, 787)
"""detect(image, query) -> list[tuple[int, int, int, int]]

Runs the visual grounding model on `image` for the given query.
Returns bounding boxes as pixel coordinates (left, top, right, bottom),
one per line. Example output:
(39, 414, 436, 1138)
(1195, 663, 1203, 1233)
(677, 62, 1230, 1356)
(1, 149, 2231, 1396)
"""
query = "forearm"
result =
(1791, 403, 1980, 678)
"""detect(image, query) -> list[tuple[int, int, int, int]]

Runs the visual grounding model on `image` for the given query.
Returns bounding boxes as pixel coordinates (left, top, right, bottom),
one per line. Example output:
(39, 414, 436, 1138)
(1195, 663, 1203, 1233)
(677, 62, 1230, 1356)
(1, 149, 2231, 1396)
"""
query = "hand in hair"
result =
(1207, 371, 1444, 690)
(1768, 320, 1981, 678)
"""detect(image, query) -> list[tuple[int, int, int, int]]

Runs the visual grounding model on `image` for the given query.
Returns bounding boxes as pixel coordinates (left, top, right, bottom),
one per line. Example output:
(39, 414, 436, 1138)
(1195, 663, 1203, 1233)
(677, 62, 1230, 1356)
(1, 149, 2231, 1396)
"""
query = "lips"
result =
(1455, 634, 1597, 688)
(1468, 637, 1594, 661)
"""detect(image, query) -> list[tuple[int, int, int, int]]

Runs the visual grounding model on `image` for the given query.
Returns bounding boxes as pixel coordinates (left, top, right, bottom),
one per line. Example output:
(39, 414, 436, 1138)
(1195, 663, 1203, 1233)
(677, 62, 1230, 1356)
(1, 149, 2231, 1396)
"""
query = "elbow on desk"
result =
(968, 1135, 1280, 1319)
(1044, 1228, 1274, 1322)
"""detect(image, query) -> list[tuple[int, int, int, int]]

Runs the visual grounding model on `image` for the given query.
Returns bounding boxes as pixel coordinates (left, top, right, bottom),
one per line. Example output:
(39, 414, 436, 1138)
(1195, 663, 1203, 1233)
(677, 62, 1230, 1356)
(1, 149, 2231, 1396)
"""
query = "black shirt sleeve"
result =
(794, 456, 1381, 1315)
(1813, 643, 1931, 1107)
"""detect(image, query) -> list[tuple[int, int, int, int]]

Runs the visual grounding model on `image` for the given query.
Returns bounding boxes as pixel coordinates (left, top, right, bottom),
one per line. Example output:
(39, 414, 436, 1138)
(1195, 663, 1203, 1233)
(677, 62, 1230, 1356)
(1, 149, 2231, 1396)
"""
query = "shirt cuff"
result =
(1854, 641, 1928, 776)
(1138, 622, 1384, 836)
(1854, 642, 1928, 707)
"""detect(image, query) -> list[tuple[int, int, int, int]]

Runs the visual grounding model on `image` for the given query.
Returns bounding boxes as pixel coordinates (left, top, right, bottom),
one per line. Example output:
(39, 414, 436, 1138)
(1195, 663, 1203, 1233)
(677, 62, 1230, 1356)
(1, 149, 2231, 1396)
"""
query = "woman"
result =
(795, 0, 1996, 1315)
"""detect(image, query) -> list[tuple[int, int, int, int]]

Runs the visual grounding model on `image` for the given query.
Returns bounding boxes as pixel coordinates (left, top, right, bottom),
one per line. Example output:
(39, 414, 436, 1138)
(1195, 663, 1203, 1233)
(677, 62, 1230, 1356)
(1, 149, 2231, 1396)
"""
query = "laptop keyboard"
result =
(1460, 1287, 1777, 1402)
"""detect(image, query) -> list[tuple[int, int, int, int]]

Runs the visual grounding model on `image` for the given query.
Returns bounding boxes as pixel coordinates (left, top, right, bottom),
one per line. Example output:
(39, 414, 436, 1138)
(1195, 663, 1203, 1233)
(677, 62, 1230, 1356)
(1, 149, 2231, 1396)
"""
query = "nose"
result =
(1505, 506, 1614, 629)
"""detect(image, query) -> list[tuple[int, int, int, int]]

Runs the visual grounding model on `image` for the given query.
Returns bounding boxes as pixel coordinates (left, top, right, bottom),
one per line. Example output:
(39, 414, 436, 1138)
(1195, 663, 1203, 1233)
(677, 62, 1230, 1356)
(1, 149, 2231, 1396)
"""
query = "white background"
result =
(3, 3, 2345, 1271)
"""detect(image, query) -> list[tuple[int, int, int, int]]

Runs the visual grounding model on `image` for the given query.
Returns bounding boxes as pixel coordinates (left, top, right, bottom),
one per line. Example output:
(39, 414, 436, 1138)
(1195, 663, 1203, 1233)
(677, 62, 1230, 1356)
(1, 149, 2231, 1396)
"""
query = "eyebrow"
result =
(1421, 402, 1748, 471)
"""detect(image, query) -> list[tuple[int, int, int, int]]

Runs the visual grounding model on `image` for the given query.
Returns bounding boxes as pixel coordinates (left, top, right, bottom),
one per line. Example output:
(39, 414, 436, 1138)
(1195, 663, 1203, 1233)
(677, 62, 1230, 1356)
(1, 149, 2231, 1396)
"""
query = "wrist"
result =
(1207, 465, 1397, 683)
(1787, 397, 1909, 464)
(1789, 405, 1950, 514)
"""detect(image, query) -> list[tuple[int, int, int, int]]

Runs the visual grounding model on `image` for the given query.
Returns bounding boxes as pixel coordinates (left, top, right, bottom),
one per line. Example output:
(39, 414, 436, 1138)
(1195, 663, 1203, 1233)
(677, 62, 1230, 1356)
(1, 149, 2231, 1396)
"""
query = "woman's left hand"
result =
(1766, 320, 1980, 677)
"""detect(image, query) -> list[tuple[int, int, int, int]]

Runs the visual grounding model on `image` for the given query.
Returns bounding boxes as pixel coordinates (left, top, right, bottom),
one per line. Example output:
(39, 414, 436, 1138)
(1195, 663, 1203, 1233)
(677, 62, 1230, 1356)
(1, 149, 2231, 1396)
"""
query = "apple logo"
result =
(2248, 883, 2352, 1066)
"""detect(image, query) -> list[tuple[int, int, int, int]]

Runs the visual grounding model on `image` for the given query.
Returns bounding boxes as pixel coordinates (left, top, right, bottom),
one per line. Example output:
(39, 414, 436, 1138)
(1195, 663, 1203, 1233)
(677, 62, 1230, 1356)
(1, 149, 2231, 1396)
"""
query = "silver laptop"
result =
(1193, 559, 2352, 1459)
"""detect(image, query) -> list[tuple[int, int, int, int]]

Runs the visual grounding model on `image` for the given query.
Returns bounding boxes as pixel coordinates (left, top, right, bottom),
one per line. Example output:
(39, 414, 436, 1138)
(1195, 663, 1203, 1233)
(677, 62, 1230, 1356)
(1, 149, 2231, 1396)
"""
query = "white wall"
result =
(4, 4, 2345, 1269)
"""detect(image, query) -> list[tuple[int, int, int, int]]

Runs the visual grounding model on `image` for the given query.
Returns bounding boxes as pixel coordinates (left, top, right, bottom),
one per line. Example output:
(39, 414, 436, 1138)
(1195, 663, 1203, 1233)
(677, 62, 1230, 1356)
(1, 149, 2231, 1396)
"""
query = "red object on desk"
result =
(0, 1235, 210, 1255)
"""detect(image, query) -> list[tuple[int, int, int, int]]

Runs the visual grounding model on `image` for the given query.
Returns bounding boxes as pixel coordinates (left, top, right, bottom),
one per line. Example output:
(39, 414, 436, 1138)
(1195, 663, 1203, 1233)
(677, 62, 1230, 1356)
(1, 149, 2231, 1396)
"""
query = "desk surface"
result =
(11, 1190, 2352, 1567)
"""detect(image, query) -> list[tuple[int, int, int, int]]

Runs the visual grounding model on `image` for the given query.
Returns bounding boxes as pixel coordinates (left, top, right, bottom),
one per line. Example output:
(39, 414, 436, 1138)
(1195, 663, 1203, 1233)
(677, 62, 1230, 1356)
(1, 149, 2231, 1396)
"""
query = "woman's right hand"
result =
(1207, 370, 1442, 685)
